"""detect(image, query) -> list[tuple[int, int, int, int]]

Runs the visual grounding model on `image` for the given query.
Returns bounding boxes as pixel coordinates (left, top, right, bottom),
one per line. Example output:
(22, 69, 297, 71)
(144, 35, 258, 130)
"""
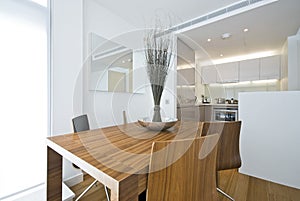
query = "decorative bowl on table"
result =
(138, 117, 178, 131)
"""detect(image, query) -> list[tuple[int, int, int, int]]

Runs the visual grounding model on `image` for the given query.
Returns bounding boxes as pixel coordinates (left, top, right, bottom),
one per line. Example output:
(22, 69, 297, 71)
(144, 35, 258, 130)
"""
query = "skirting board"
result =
(64, 172, 84, 187)
(2, 184, 44, 201)
(2, 183, 75, 201)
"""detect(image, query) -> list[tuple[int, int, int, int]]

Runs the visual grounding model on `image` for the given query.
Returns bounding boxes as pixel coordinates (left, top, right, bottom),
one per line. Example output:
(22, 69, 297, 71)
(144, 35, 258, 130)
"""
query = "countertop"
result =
(177, 103, 238, 108)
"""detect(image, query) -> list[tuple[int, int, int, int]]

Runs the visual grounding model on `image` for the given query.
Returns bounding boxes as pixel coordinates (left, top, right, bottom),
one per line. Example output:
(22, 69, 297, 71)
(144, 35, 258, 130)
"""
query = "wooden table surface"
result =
(46, 121, 202, 201)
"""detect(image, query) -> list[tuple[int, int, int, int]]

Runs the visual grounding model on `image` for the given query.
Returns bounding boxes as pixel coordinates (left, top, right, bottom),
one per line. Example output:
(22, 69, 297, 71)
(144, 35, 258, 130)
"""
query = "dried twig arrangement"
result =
(144, 20, 175, 121)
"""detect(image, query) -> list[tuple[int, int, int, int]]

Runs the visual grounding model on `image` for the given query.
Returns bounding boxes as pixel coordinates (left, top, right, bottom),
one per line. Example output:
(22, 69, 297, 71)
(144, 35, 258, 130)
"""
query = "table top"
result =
(46, 121, 201, 193)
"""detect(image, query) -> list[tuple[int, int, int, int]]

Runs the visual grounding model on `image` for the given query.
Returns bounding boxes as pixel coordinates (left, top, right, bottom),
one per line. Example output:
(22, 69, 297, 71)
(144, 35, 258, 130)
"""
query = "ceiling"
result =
(95, 0, 300, 64)
(181, 0, 300, 63)
(94, 0, 241, 28)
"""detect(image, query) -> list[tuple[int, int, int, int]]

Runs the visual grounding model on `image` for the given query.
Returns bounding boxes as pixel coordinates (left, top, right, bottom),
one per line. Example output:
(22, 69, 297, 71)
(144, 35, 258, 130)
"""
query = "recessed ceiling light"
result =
(220, 54, 223, 57)
(122, 60, 125, 63)
(207, 38, 212, 42)
(243, 28, 249, 32)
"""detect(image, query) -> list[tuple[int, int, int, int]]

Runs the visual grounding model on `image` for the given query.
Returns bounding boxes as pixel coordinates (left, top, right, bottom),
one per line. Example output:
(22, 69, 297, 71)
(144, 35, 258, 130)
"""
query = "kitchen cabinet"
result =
(199, 106, 205, 121)
(200, 55, 281, 85)
(202, 63, 239, 84)
(177, 105, 200, 120)
(201, 65, 217, 84)
(200, 104, 238, 121)
(177, 104, 238, 122)
(177, 68, 195, 85)
(203, 105, 213, 121)
(260, 55, 281, 79)
(239, 58, 260, 81)
(177, 105, 209, 121)
(240, 55, 280, 81)
(216, 62, 239, 83)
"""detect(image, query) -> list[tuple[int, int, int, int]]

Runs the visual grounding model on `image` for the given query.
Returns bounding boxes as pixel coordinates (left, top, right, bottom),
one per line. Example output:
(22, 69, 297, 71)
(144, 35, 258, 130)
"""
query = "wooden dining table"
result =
(46, 121, 201, 201)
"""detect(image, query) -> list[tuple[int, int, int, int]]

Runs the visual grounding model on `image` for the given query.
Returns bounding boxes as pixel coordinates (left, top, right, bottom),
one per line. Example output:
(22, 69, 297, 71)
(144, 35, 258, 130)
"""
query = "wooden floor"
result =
(71, 169, 300, 201)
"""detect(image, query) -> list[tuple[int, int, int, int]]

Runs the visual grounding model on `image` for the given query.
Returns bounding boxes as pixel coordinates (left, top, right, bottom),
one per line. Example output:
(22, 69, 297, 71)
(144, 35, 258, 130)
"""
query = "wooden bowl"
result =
(138, 118, 178, 131)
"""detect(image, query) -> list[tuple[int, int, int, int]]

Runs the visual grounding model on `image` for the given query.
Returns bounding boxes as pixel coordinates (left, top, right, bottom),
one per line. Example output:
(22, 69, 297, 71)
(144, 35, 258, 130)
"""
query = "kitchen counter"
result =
(197, 103, 238, 107)
(177, 104, 198, 108)
(177, 103, 238, 108)
(177, 103, 238, 121)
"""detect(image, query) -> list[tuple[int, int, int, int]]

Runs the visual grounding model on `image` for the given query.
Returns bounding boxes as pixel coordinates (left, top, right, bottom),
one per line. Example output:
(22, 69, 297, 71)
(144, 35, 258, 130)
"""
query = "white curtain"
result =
(0, 0, 48, 199)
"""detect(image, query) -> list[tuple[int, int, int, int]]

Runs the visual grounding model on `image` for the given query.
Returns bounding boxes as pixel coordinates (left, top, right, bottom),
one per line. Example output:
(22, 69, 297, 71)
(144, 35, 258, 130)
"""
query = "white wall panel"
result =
(51, 0, 83, 181)
(239, 91, 300, 189)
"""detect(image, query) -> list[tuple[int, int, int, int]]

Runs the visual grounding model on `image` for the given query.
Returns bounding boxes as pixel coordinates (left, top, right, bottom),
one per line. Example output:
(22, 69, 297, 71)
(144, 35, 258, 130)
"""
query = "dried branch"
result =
(144, 20, 175, 105)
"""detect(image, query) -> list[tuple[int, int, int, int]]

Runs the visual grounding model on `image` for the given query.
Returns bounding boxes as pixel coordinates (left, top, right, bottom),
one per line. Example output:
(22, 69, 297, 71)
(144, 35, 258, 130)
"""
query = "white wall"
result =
(83, 0, 176, 128)
(288, 30, 300, 90)
(51, 0, 83, 181)
(239, 91, 300, 189)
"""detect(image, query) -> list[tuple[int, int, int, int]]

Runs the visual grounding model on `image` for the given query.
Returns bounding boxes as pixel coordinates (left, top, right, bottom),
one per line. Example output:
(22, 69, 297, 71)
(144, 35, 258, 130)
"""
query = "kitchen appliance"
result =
(215, 98, 226, 104)
(201, 95, 211, 103)
(213, 107, 238, 121)
(226, 98, 238, 104)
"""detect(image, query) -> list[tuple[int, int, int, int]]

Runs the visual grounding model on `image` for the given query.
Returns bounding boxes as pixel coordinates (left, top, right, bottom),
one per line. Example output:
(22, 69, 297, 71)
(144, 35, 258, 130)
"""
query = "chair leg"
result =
(75, 179, 98, 201)
(75, 179, 110, 201)
(104, 185, 110, 201)
(217, 187, 235, 201)
(75, 180, 110, 201)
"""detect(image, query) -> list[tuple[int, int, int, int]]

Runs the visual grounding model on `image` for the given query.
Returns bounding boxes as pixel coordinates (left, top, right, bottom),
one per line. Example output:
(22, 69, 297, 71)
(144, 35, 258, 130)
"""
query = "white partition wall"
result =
(239, 91, 300, 189)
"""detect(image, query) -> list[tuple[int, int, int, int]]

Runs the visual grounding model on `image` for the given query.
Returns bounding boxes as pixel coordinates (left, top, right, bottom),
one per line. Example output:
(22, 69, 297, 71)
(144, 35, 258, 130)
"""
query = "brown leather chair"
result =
(146, 135, 220, 201)
(199, 121, 242, 201)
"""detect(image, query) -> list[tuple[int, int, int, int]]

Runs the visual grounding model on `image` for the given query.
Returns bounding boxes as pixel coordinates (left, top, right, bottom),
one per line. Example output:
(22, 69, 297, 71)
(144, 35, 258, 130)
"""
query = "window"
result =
(0, 0, 48, 199)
